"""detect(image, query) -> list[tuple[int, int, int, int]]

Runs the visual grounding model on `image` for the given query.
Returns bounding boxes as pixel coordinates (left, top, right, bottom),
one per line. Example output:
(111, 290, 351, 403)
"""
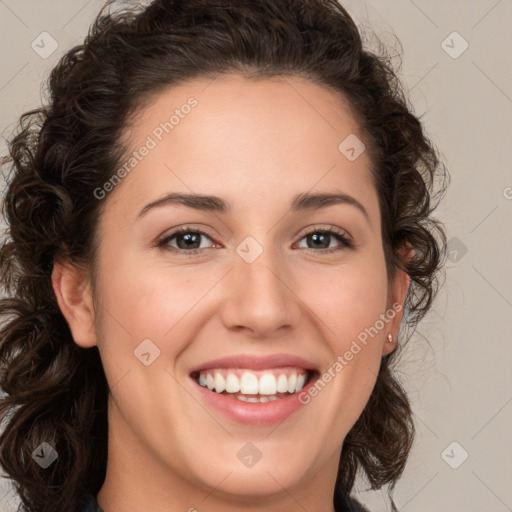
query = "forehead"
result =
(108, 74, 378, 223)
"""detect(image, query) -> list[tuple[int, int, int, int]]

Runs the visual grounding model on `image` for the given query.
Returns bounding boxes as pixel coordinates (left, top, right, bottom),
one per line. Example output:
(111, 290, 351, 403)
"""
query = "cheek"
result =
(290, 263, 388, 447)
(95, 235, 389, 384)
(305, 259, 389, 352)
(92, 250, 231, 394)
(96, 244, 389, 347)
(96, 250, 208, 337)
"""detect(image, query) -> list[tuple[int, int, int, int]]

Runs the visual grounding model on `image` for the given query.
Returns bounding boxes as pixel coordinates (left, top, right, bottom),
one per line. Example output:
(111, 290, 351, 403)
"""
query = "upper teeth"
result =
(197, 369, 308, 395)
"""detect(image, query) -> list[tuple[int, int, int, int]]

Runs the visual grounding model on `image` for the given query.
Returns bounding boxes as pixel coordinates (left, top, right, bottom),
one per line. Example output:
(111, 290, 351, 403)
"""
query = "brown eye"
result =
(296, 228, 354, 253)
(157, 227, 216, 255)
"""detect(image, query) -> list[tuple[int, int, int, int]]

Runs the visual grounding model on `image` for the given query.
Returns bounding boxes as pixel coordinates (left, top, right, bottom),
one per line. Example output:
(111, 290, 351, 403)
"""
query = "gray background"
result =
(0, 1, 511, 511)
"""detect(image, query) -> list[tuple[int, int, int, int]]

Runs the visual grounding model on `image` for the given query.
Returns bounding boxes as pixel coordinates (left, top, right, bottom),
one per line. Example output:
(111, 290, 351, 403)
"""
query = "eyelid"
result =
(156, 224, 355, 255)
(156, 226, 218, 252)
(299, 224, 352, 240)
(295, 224, 355, 252)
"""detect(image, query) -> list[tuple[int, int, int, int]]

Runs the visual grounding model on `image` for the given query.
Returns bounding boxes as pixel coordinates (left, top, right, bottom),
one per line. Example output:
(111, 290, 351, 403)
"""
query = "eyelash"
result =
(156, 225, 355, 256)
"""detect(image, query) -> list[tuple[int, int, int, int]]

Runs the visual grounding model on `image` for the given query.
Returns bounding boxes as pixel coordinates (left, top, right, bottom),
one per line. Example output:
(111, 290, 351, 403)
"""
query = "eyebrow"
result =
(137, 191, 370, 223)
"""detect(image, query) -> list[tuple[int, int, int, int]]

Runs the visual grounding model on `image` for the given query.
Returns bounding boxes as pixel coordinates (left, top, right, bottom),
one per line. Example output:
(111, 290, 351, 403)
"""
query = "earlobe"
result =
(51, 258, 98, 348)
(382, 244, 413, 356)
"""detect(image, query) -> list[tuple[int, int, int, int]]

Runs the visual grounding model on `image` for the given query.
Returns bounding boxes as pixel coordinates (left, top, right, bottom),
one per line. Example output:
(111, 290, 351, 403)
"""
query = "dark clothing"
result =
(77, 492, 102, 512)
(78, 487, 370, 511)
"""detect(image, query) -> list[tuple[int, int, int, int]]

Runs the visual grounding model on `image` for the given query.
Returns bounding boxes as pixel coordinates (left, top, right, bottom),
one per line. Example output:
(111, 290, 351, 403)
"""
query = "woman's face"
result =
(56, 74, 408, 507)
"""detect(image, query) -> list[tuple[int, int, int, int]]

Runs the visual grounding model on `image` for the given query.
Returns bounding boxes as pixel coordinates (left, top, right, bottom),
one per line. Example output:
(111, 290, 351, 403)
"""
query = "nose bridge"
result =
(220, 234, 299, 336)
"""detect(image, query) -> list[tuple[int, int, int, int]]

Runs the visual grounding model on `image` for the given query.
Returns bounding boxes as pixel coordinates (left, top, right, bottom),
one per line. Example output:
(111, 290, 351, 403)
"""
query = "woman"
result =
(0, 0, 448, 511)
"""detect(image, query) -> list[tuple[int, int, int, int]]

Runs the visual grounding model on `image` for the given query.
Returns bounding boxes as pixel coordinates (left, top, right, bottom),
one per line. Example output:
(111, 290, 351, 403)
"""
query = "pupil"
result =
(178, 233, 199, 249)
(310, 233, 328, 249)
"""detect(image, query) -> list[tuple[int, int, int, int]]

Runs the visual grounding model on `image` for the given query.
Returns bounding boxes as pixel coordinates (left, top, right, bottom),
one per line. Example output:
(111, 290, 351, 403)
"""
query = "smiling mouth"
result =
(190, 367, 317, 402)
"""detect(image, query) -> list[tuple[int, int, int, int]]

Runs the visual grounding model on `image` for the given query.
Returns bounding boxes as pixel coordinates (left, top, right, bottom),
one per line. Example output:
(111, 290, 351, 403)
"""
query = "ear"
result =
(382, 243, 413, 356)
(51, 257, 98, 348)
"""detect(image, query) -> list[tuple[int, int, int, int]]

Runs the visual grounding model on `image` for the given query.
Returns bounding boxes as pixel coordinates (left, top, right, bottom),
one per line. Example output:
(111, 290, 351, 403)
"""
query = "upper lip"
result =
(189, 353, 319, 374)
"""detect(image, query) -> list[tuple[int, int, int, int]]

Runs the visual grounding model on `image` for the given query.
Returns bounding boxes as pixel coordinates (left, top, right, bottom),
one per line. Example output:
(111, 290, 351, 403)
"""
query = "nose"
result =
(218, 243, 302, 338)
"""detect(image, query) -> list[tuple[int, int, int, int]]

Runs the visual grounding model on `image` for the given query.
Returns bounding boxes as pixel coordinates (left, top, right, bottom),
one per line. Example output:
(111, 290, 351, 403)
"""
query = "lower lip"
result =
(191, 373, 318, 426)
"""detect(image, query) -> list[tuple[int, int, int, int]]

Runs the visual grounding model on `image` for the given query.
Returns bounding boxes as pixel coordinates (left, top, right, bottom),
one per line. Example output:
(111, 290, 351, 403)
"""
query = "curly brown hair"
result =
(0, 0, 448, 510)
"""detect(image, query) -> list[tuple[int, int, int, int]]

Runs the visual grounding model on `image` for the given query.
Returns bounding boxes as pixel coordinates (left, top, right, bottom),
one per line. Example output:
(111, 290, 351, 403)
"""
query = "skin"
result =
(52, 74, 410, 512)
